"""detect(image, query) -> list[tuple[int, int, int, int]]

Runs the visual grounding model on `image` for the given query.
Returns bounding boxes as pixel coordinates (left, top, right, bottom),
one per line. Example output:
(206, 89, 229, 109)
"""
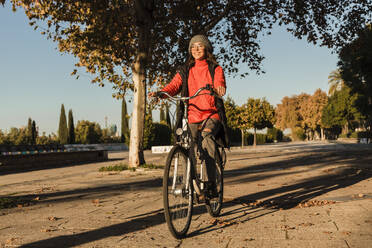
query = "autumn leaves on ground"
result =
(0, 142, 371, 247)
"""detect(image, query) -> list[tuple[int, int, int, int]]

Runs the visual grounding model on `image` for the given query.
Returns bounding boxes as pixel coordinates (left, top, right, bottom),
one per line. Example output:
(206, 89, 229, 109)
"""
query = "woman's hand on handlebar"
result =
(148, 85, 224, 103)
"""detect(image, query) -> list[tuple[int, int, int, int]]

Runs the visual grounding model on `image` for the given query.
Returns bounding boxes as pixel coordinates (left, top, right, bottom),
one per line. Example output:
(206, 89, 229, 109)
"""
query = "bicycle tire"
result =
(163, 145, 193, 239)
(205, 152, 223, 217)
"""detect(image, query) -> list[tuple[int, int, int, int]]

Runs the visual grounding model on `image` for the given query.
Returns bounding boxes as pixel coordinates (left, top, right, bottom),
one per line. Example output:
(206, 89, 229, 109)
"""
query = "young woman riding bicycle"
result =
(149, 34, 230, 238)
(149, 34, 229, 197)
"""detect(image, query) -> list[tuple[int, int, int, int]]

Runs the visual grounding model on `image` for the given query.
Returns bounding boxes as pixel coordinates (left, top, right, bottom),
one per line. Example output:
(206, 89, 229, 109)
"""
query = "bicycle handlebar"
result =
(156, 84, 222, 102)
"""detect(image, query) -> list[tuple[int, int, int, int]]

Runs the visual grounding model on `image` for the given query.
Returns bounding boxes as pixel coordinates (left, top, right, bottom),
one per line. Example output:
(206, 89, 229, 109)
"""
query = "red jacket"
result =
(162, 59, 226, 123)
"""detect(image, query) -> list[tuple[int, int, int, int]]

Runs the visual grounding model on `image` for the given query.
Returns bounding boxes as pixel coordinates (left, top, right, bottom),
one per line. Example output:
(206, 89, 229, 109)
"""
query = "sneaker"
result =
(209, 187, 219, 198)
(206, 182, 219, 198)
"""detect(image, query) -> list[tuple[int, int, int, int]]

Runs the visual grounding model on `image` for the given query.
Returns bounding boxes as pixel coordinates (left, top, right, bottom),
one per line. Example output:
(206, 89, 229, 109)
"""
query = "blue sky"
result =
(0, 4, 338, 134)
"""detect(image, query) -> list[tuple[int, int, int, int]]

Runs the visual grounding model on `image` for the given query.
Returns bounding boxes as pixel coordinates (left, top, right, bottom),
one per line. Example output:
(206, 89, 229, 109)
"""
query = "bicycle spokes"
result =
(163, 146, 193, 239)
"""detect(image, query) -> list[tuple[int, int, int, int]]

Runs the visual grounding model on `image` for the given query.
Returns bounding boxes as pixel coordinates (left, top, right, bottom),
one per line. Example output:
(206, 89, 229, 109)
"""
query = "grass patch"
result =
(140, 163, 164, 169)
(99, 163, 135, 172)
(0, 197, 34, 209)
(99, 163, 163, 172)
(0, 197, 15, 209)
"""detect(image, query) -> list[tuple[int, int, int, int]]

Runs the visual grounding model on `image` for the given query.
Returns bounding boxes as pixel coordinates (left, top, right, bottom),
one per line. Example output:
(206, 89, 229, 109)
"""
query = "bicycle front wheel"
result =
(163, 146, 193, 239)
(205, 153, 223, 217)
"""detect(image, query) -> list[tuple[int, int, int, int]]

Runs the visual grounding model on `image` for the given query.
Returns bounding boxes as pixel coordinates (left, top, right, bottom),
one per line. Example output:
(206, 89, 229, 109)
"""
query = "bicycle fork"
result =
(171, 157, 192, 197)
(192, 158, 206, 196)
(170, 152, 204, 197)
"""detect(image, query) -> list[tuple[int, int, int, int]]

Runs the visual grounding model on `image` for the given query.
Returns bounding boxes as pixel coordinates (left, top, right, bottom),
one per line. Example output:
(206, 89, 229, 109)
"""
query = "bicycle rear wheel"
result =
(163, 146, 193, 239)
(205, 152, 223, 217)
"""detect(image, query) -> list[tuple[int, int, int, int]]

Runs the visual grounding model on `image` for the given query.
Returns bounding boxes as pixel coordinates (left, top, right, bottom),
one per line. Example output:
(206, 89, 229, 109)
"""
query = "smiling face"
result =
(191, 42, 206, 60)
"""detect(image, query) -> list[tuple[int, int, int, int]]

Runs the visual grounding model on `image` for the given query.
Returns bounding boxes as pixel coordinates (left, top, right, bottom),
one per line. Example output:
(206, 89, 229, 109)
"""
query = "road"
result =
(0, 141, 371, 247)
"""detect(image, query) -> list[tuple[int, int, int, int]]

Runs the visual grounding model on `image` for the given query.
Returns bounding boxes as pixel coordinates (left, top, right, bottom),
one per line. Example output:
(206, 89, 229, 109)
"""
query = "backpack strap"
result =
(207, 63, 230, 149)
(208, 63, 216, 88)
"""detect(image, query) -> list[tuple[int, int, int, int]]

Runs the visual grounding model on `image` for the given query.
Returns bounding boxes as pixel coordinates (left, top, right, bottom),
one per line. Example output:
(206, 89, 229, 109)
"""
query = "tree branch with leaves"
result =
(6, 0, 372, 165)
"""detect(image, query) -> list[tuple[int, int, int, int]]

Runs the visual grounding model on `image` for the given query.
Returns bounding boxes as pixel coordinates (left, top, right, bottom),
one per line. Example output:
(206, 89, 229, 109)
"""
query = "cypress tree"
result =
(143, 105, 155, 149)
(31, 120, 37, 145)
(58, 104, 68, 144)
(121, 97, 129, 143)
(165, 104, 171, 128)
(68, 109, 75, 144)
(27, 117, 32, 144)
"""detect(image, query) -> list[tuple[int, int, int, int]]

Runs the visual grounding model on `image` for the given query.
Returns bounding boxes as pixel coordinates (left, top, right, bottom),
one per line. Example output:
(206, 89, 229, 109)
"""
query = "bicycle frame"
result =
(170, 103, 200, 197)
(160, 85, 225, 238)
(159, 85, 220, 196)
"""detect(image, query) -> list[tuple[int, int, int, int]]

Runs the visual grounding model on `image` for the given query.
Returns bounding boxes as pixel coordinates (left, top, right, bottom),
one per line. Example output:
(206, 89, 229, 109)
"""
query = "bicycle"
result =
(153, 85, 227, 239)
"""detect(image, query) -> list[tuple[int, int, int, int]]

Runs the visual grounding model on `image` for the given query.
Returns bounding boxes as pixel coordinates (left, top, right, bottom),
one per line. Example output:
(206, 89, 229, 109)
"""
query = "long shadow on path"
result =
(5, 148, 367, 206)
(19, 209, 166, 247)
(16, 149, 372, 247)
(188, 162, 372, 237)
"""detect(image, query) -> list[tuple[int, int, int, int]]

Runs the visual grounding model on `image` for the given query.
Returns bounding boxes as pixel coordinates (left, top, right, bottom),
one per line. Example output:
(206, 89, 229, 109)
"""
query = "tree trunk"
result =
(241, 129, 244, 147)
(128, 0, 153, 168)
(342, 122, 349, 134)
(128, 56, 146, 167)
(321, 128, 325, 140)
(253, 128, 257, 147)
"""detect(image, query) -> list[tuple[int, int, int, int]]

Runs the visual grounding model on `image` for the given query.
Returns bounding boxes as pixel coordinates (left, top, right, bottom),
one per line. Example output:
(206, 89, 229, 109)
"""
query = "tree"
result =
(276, 93, 311, 140)
(322, 86, 364, 136)
(143, 106, 154, 150)
(0, 129, 9, 145)
(6, 127, 28, 145)
(24, 117, 37, 145)
(31, 120, 37, 145)
(338, 24, 372, 130)
(328, 70, 345, 96)
(58, 104, 68, 144)
(276, 96, 299, 139)
(75, 120, 102, 144)
(300, 89, 328, 140)
(121, 97, 130, 144)
(143, 103, 171, 148)
(165, 104, 172, 128)
(224, 96, 243, 146)
(26, 117, 32, 144)
(240, 98, 275, 147)
(267, 127, 283, 142)
(296, 93, 311, 134)
(9, 0, 372, 166)
(68, 109, 75, 144)
(276, 96, 296, 132)
(36, 132, 58, 145)
(224, 96, 240, 129)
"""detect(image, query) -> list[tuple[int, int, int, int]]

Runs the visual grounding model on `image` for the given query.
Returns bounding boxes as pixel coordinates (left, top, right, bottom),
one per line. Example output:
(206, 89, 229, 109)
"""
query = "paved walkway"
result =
(0, 142, 371, 247)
